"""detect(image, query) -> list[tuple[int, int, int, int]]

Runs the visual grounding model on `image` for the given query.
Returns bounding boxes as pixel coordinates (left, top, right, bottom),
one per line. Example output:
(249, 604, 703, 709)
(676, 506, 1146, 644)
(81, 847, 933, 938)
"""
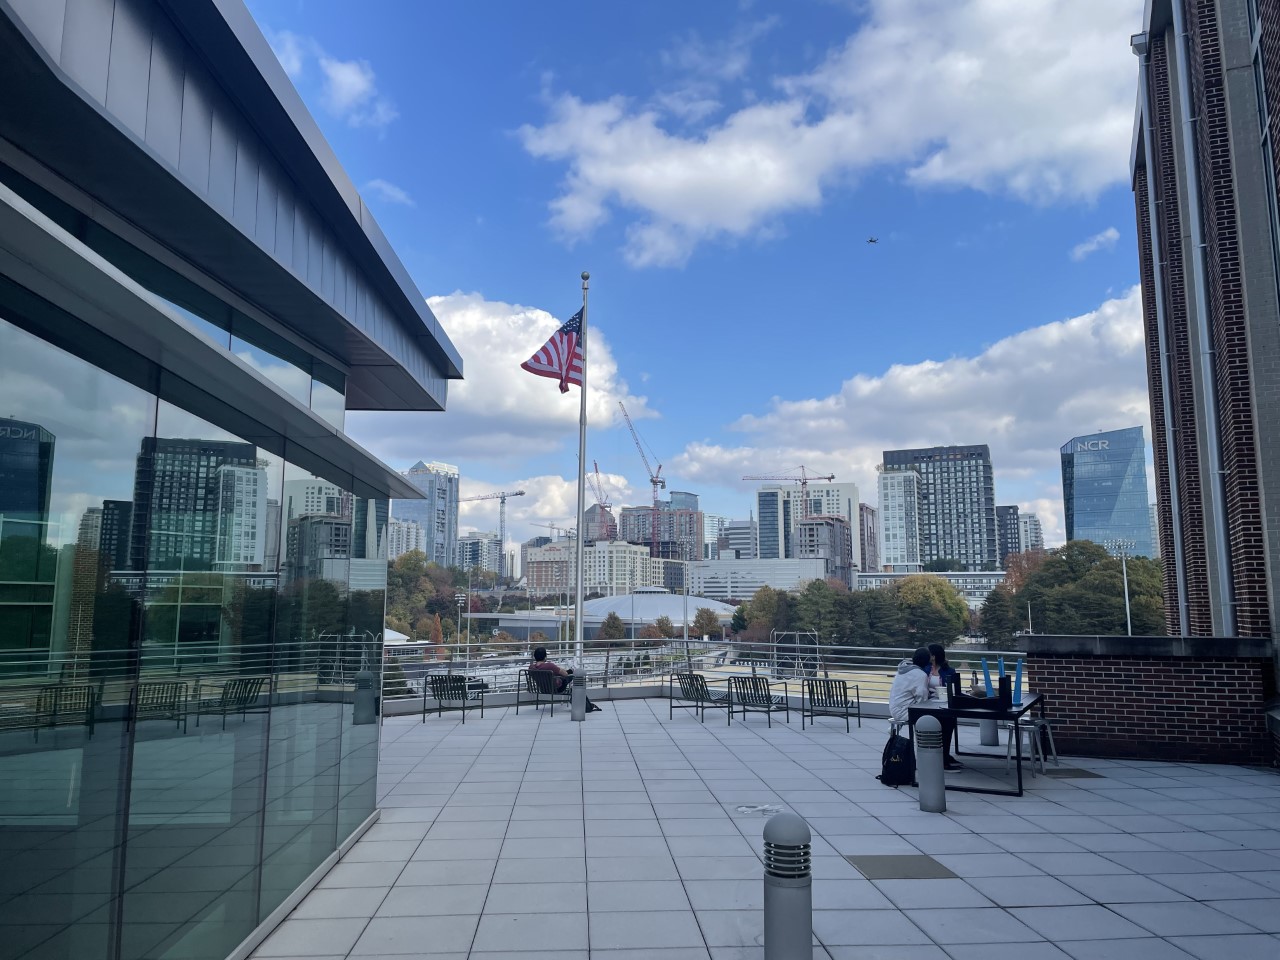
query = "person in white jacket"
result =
(888, 647, 932, 725)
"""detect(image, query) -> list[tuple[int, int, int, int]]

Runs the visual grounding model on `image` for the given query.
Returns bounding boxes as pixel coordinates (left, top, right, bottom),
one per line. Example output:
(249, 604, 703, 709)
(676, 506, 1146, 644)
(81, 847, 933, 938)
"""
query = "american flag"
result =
(520, 309, 583, 393)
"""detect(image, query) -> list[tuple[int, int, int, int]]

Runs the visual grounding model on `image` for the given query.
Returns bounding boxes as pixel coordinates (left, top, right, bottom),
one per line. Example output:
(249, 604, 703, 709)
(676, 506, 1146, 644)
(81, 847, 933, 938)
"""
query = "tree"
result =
(796, 579, 838, 639)
(923, 558, 964, 572)
(746, 586, 779, 629)
(894, 575, 968, 646)
(730, 605, 748, 634)
(1002, 549, 1047, 592)
(979, 587, 1020, 645)
(654, 615, 676, 638)
(597, 611, 627, 641)
(691, 607, 721, 639)
(637, 623, 665, 640)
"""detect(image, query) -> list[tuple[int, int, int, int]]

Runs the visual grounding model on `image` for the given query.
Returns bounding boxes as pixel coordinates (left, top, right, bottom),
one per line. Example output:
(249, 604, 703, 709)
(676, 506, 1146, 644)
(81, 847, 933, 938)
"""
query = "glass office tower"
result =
(0, 2, 463, 958)
(1061, 426, 1156, 558)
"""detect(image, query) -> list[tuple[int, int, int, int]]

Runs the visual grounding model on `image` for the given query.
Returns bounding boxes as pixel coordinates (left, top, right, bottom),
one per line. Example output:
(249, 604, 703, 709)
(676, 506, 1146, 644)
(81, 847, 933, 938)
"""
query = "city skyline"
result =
(241, 0, 1152, 553)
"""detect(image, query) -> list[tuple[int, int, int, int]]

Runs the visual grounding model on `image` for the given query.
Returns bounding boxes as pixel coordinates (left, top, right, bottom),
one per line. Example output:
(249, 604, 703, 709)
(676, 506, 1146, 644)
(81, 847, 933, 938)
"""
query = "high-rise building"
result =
(882, 445, 997, 570)
(721, 518, 758, 560)
(996, 505, 1021, 566)
(393, 461, 460, 567)
(129, 437, 259, 571)
(457, 530, 502, 572)
(0, 416, 55, 531)
(877, 467, 923, 572)
(387, 518, 427, 560)
(584, 502, 618, 542)
(525, 539, 660, 595)
(215, 464, 269, 570)
(284, 514, 352, 584)
(1019, 513, 1045, 553)
(859, 503, 879, 573)
(703, 514, 729, 559)
(1061, 427, 1155, 559)
(618, 490, 704, 559)
(283, 477, 349, 520)
(795, 515, 854, 586)
(1132, 1, 1280, 638)
(754, 482, 861, 566)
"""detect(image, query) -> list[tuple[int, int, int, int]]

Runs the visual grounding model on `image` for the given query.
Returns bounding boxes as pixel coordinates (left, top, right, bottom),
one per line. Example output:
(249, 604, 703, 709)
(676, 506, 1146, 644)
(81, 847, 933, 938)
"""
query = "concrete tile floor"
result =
(249, 698, 1280, 960)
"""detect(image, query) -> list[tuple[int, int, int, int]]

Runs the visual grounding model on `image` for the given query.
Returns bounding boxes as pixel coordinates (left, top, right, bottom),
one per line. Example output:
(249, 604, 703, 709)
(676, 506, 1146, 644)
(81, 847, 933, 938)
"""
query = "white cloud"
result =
(667, 287, 1152, 546)
(520, 0, 1142, 266)
(264, 30, 397, 130)
(1070, 226, 1121, 261)
(364, 178, 415, 206)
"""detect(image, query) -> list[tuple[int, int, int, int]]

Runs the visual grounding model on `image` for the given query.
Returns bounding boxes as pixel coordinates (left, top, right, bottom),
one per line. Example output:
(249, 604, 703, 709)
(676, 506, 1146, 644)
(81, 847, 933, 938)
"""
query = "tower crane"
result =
(588, 460, 611, 509)
(458, 489, 525, 579)
(742, 466, 835, 521)
(618, 401, 665, 557)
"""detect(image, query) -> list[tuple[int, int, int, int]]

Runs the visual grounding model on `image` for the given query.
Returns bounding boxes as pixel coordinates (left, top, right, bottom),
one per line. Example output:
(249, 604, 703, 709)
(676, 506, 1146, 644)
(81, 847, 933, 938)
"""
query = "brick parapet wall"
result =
(1026, 653, 1275, 765)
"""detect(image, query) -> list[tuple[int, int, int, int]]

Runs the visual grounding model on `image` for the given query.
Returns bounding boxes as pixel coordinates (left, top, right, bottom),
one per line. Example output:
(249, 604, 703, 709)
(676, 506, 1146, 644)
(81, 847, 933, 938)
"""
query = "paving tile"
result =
(683, 879, 764, 911)
(376, 883, 489, 917)
(1166, 934, 1280, 960)
(588, 910, 706, 950)
(1055, 940, 1196, 960)
(968, 876, 1093, 908)
(396, 858, 496, 886)
(872, 878, 993, 909)
(1008, 905, 1152, 940)
(289, 886, 389, 919)
(1059, 874, 1189, 904)
(845, 854, 957, 880)
(1203, 898, 1280, 933)
(1145, 872, 1277, 901)
(255, 918, 368, 957)
(694, 909, 764, 947)
(318, 861, 406, 889)
(587, 879, 689, 911)
(812, 908, 934, 945)
(909, 907, 1043, 944)
(944, 945, 1074, 960)
(483, 881, 587, 914)
(675, 855, 762, 880)
(492, 857, 585, 884)
(349, 915, 480, 955)
(1109, 901, 1258, 937)
(1016, 852, 1132, 876)
(471, 912, 587, 952)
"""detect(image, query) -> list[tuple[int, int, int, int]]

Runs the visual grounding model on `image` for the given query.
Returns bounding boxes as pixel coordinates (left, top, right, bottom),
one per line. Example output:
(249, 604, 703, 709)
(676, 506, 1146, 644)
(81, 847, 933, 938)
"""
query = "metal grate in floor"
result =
(843, 854, 958, 879)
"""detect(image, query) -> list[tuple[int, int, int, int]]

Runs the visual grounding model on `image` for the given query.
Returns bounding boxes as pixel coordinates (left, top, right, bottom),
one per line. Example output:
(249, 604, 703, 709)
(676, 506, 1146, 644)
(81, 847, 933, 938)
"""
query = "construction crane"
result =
(588, 460, 611, 509)
(529, 521, 576, 540)
(458, 490, 525, 579)
(742, 466, 836, 521)
(619, 401, 665, 557)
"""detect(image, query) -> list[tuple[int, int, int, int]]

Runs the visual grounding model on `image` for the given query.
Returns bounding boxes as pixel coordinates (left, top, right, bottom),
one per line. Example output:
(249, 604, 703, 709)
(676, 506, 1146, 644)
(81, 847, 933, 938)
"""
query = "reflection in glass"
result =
(230, 315, 314, 407)
(310, 359, 346, 430)
(0, 316, 156, 960)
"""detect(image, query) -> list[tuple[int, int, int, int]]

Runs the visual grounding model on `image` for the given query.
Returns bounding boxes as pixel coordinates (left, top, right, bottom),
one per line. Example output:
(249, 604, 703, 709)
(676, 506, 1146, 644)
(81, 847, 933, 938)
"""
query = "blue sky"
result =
(245, 0, 1150, 553)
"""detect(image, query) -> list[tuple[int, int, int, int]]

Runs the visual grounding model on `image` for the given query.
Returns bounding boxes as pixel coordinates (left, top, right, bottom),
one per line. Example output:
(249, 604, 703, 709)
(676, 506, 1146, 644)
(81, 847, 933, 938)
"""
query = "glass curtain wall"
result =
(0, 297, 385, 960)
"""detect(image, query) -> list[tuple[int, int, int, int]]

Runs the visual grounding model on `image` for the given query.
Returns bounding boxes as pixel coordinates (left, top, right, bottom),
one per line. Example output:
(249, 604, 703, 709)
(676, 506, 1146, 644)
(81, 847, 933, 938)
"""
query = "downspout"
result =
(1170, 0, 1238, 636)
(1135, 34, 1191, 637)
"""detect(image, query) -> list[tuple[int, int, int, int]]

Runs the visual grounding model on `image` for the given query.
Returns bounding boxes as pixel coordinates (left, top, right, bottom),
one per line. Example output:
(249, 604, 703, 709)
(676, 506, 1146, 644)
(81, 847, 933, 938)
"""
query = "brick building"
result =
(1131, 0, 1280, 649)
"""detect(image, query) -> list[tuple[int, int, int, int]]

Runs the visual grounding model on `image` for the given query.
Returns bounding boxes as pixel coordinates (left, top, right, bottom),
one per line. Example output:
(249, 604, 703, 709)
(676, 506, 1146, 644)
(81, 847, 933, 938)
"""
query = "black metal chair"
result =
(195, 676, 267, 730)
(424, 674, 485, 723)
(801, 677, 860, 732)
(516, 668, 572, 716)
(130, 680, 189, 732)
(33, 684, 97, 740)
(728, 675, 790, 727)
(669, 672, 731, 722)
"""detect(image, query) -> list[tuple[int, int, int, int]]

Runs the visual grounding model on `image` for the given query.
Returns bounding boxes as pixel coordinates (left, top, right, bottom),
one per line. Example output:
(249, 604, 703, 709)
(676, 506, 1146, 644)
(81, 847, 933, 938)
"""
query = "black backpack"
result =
(877, 728, 916, 787)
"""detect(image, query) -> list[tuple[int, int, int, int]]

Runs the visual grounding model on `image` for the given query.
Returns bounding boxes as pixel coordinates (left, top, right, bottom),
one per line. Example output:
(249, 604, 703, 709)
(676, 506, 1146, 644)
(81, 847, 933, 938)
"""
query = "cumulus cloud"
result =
(364, 178, 415, 206)
(520, 0, 1142, 266)
(266, 30, 397, 130)
(667, 287, 1152, 546)
(1070, 226, 1121, 261)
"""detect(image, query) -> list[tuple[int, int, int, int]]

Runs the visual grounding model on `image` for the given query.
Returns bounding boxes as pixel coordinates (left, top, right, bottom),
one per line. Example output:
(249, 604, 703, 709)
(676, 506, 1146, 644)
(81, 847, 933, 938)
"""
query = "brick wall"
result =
(1026, 652, 1275, 764)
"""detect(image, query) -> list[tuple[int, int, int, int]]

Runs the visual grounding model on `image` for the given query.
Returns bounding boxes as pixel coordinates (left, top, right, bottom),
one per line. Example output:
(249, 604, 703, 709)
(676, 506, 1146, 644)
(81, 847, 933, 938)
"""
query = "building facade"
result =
(618, 491, 704, 560)
(456, 530, 502, 573)
(856, 569, 1006, 612)
(0, 3, 462, 958)
(387, 517, 427, 560)
(687, 558, 827, 603)
(877, 467, 923, 571)
(583, 502, 618, 542)
(392, 460, 460, 568)
(703, 513, 729, 559)
(795, 514, 854, 586)
(995, 504, 1021, 566)
(882, 445, 997, 570)
(1132, 0, 1280, 640)
(753, 481, 861, 567)
(525, 539, 661, 596)
(721, 518, 758, 560)
(1019, 513, 1045, 553)
(1061, 427, 1156, 558)
(858, 502, 879, 573)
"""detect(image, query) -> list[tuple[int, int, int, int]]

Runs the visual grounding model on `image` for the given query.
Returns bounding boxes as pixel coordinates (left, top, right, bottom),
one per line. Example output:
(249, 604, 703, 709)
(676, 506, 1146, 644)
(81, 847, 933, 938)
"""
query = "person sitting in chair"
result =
(530, 647, 601, 712)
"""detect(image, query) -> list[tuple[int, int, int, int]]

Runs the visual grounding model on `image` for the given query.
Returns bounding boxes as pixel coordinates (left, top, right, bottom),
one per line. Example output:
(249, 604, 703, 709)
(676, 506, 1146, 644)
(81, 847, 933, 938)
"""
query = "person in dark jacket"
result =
(928, 643, 962, 770)
(530, 647, 601, 711)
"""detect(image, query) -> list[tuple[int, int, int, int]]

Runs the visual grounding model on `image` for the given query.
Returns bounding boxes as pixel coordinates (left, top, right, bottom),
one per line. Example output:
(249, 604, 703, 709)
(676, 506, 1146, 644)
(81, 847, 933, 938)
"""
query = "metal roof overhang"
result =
(0, 4, 462, 412)
(0, 182, 423, 501)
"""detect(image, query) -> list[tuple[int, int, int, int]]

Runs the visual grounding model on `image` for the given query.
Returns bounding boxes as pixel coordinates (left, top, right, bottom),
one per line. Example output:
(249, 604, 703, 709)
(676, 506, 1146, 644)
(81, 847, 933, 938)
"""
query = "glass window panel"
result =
(119, 401, 281, 960)
(230, 315, 313, 407)
(310, 358, 346, 430)
(0, 315, 156, 960)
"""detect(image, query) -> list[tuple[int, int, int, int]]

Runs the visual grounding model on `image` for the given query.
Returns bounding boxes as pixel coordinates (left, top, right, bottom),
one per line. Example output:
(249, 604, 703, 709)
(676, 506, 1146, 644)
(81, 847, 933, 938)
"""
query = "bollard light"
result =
(915, 714, 947, 813)
(571, 673, 586, 722)
(763, 811, 812, 960)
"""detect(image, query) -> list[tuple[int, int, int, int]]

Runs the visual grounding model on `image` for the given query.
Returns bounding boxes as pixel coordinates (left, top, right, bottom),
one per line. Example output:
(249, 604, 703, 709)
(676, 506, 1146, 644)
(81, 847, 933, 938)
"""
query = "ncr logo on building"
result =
(1076, 440, 1110, 452)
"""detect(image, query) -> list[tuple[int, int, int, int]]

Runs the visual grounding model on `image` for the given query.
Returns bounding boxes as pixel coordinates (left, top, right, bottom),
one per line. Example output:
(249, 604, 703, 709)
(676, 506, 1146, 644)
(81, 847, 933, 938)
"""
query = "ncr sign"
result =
(1076, 440, 1110, 452)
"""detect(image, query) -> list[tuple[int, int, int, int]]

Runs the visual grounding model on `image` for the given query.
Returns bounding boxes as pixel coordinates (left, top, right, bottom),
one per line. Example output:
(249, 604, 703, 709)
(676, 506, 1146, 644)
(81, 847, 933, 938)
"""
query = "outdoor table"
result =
(907, 692, 1047, 797)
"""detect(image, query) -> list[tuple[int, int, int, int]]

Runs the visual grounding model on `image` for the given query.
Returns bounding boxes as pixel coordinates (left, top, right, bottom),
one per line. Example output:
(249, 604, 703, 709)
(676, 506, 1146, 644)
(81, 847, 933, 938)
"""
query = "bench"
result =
(130, 680, 189, 733)
(516, 668, 572, 716)
(801, 677, 860, 732)
(195, 676, 267, 730)
(669, 672, 731, 723)
(729, 675, 790, 727)
(424, 674, 485, 723)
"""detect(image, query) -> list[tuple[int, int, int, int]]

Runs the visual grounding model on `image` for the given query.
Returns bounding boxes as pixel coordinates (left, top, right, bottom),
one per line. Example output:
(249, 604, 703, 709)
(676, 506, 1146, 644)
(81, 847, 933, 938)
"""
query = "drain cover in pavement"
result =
(1043, 767, 1104, 778)
(734, 803, 785, 816)
(844, 854, 957, 879)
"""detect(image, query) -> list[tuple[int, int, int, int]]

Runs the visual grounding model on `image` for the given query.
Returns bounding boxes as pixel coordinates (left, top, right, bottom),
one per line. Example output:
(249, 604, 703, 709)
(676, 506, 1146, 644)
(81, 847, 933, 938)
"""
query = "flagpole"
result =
(573, 271, 590, 672)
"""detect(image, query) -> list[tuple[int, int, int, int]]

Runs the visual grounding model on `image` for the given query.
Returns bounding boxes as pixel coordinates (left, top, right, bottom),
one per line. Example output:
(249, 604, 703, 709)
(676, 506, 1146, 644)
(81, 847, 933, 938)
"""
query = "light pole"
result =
(1103, 539, 1135, 637)
(453, 593, 465, 673)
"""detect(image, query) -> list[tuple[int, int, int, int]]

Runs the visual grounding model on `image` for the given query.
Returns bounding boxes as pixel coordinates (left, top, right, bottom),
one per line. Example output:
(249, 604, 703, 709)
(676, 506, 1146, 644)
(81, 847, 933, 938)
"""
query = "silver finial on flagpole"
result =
(581, 271, 590, 283)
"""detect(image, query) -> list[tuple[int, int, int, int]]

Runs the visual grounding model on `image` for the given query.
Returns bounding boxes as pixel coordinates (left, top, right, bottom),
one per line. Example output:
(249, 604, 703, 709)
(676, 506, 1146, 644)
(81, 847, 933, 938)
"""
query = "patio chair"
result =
(424, 674, 484, 723)
(801, 678, 860, 732)
(33, 684, 97, 740)
(728, 675, 790, 727)
(669, 672, 731, 722)
(516, 668, 572, 716)
(130, 680, 189, 733)
(195, 676, 267, 730)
